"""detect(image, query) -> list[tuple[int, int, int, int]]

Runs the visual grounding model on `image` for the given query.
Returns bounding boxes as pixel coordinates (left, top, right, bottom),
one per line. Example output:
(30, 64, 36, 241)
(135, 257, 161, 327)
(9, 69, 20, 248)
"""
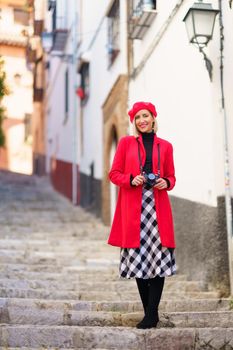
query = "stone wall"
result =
(33, 152, 46, 176)
(80, 172, 102, 218)
(171, 195, 231, 296)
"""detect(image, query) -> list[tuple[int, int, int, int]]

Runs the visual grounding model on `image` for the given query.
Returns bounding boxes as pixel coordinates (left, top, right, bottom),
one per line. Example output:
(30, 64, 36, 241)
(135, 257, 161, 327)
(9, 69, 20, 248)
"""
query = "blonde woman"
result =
(108, 101, 176, 329)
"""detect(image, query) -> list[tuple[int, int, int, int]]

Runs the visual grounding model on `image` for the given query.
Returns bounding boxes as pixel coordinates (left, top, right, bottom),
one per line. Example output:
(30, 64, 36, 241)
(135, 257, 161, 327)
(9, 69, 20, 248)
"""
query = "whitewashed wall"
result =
(45, 0, 78, 172)
(129, 0, 233, 207)
(77, 0, 128, 179)
(219, 1, 233, 198)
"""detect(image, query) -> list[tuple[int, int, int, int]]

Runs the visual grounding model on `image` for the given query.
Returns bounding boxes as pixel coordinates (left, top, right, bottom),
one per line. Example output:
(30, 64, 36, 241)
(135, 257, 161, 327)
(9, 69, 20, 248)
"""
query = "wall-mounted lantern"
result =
(183, 0, 219, 80)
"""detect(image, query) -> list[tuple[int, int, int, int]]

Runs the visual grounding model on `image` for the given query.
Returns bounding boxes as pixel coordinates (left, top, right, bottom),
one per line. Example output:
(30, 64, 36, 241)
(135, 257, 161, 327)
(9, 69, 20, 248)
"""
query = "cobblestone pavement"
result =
(0, 170, 233, 349)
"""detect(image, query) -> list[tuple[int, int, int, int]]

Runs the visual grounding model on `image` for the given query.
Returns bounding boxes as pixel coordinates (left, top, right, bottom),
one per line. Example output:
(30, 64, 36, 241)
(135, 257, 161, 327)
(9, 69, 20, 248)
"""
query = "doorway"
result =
(110, 127, 118, 223)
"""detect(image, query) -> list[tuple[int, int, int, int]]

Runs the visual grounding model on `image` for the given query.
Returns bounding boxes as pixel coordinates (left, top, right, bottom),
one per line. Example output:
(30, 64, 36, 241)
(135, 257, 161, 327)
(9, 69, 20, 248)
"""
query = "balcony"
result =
(129, 0, 157, 39)
(42, 7, 69, 54)
(0, 28, 28, 47)
(52, 30, 68, 52)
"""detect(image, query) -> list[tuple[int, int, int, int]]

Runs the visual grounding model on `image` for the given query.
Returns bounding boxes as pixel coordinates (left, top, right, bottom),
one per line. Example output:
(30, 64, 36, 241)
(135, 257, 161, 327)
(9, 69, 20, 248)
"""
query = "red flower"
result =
(76, 87, 85, 99)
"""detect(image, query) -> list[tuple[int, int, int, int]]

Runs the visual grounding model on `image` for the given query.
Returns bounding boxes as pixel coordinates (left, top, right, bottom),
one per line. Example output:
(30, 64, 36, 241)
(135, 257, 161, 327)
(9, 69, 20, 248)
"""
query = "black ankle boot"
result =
(136, 308, 159, 329)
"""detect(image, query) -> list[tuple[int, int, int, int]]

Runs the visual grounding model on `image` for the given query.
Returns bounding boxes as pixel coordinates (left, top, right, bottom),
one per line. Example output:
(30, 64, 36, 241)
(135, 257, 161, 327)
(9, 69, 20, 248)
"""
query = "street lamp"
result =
(183, 1, 219, 80)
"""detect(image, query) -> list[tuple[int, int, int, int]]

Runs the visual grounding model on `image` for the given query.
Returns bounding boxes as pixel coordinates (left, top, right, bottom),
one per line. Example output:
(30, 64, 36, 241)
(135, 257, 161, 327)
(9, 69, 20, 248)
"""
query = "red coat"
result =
(108, 133, 176, 248)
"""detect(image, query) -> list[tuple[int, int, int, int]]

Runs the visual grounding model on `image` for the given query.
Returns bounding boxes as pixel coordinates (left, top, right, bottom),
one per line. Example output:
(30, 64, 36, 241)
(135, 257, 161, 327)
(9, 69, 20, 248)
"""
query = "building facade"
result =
(42, 0, 79, 202)
(127, 0, 233, 294)
(0, 0, 33, 174)
(41, 0, 233, 294)
(30, 0, 47, 176)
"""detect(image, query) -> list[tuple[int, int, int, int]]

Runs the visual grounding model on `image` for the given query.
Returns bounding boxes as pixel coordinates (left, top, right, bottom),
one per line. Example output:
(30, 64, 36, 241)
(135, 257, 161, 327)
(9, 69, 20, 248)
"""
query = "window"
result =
(14, 8, 30, 26)
(132, 0, 156, 13)
(129, 0, 157, 39)
(107, 0, 120, 66)
(24, 113, 32, 142)
(33, 59, 44, 102)
(79, 62, 90, 105)
(48, 0, 57, 31)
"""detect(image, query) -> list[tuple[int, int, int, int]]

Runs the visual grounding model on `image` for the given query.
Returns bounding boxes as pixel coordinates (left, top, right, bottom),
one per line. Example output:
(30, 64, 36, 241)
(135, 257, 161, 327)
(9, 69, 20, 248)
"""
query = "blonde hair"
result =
(132, 115, 158, 137)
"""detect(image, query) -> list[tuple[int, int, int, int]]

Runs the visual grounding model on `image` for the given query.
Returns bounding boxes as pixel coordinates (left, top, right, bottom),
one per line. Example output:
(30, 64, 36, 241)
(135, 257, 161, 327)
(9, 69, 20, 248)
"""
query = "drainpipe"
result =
(72, 4, 78, 205)
(218, 0, 233, 295)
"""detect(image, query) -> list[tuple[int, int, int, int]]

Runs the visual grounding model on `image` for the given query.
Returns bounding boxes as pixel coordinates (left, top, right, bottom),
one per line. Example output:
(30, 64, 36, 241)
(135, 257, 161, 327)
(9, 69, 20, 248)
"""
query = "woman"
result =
(108, 101, 176, 329)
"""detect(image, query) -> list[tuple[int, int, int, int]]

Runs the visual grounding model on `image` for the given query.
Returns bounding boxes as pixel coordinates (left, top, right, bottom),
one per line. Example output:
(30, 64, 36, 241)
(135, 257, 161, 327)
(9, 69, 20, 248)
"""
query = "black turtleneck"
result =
(142, 131, 154, 174)
(130, 132, 170, 189)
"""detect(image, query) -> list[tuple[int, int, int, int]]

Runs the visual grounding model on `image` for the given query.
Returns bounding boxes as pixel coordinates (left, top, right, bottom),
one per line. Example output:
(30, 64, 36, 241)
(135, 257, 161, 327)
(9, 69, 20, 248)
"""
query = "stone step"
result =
(0, 231, 108, 240)
(0, 233, 108, 242)
(0, 264, 119, 275)
(4, 348, 73, 350)
(0, 255, 119, 267)
(0, 250, 118, 261)
(121, 311, 233, 328)
(0, 238, 108, 248)
(0, 263, 120, 275)
(0, 287, 220, 300)
(4, 349, 107, 350)
(0, 228, 107, 235)
(0, 244, 112, 254)
(1, 223, 108, 232)
(1, 297, 230, 314)
(1, 299, 233, 328)
(0, 267, 187, 281)
(1, 325, 233, 349)
(0, 277, 206, 293)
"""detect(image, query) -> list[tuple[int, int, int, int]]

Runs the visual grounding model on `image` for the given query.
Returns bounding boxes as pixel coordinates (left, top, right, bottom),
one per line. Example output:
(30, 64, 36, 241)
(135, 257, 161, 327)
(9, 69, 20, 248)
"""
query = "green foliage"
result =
(230, 299, 233, 310)
(23, 0, 34, 12)
(0, 58, 9, 148)
(0, 107, 5, 147)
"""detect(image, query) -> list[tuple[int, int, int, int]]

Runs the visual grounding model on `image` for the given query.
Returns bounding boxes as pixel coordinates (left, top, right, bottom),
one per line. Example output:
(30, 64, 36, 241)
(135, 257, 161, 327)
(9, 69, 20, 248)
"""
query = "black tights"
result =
(136, 276, 165, 326)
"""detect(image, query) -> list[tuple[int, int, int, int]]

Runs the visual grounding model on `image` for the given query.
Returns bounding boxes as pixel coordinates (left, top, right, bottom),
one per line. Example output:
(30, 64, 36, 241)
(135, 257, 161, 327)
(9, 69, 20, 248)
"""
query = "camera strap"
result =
(137, 138, 160, 176)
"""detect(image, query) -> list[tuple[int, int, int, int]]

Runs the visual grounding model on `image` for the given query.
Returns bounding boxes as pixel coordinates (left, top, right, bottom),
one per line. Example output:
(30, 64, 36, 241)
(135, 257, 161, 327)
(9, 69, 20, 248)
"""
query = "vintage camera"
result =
(143, 172, 160, 188)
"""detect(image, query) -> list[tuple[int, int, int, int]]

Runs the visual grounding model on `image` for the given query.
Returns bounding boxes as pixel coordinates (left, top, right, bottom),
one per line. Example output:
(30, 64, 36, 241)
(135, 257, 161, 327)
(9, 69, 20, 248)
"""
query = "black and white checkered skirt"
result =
(119, 187, 176, 279)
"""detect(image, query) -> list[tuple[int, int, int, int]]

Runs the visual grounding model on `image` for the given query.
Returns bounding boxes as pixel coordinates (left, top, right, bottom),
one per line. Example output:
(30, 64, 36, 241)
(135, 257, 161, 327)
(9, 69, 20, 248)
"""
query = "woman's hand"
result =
(154, 178, 168, 190)
(132, 175, 145, 186)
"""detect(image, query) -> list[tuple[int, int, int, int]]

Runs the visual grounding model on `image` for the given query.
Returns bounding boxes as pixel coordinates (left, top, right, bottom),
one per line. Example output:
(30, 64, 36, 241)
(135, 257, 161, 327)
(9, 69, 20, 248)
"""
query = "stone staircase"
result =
(0, 170, 233, 349)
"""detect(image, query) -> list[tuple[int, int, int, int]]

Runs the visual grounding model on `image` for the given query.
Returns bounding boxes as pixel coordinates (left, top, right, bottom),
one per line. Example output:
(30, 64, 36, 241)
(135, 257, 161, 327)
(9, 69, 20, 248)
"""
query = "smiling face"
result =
(134, 109, 155, 133)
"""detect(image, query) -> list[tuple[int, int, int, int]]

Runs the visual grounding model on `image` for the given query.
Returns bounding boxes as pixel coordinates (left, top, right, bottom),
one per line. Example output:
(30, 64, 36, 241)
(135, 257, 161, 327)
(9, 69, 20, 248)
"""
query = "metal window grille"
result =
(65, 68, 69, 115)
(80, 62, 90, 104)
(24, 113, 32, 142)
(107, 0, 120, 66)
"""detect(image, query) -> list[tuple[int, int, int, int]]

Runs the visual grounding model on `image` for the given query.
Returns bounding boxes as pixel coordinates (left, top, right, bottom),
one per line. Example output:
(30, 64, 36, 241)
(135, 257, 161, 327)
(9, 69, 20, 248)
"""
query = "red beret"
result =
(128, 101, 157, 123)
